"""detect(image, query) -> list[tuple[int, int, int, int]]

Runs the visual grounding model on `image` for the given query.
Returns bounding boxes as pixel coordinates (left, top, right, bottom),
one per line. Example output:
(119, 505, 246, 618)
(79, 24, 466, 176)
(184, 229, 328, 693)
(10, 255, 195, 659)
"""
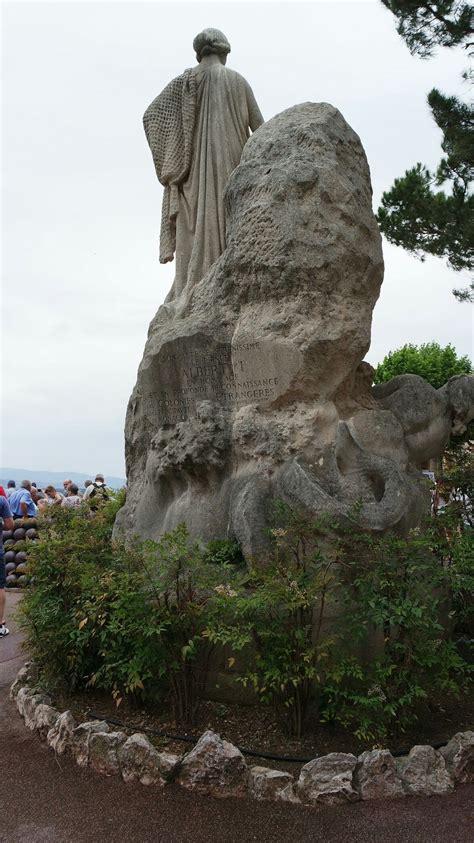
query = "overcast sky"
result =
(2, 0, 472, 478)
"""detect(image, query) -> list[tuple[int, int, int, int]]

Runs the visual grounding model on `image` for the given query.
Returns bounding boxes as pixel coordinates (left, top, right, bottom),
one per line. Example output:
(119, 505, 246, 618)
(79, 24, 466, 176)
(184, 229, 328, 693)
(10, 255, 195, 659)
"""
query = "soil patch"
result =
(49, 686, 474, 775)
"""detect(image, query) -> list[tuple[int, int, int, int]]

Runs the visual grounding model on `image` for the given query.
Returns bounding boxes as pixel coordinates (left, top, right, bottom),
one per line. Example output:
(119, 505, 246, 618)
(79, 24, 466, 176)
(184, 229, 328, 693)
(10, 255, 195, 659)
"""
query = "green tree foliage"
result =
(378, 2, 473, 300)
(381, 1, 473, 57)
(377, 93, 474, 283)
(374, 341, 472, 387)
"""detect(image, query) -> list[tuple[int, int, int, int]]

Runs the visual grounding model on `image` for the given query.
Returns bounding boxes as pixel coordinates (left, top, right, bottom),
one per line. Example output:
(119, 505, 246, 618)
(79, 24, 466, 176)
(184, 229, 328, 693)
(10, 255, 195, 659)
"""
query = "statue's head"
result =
(193, 28, 231, 63)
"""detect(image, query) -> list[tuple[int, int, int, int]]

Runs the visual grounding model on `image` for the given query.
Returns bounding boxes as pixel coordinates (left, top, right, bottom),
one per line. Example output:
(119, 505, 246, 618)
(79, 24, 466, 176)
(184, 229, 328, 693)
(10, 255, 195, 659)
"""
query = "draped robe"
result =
(144, 63, 263, 300)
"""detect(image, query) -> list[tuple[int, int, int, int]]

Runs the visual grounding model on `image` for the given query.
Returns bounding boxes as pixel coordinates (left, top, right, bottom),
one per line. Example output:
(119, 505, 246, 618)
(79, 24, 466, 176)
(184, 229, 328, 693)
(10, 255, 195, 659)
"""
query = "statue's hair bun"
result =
(193, 28, 231, 62)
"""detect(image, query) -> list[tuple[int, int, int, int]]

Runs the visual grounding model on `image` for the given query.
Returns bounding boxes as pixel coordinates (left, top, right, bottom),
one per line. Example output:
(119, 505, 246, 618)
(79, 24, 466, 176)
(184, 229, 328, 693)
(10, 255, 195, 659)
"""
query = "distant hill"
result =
(0, 467, 126, 491)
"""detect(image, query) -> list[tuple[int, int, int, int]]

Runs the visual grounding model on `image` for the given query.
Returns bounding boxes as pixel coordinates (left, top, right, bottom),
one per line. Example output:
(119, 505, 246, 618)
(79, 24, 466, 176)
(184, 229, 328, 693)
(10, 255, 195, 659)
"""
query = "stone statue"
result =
(144, 28, 264, 301)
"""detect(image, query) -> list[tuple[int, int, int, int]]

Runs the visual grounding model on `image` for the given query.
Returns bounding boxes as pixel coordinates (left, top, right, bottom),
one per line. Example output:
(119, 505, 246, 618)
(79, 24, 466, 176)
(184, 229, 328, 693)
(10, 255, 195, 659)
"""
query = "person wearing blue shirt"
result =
(8, 480, 37, 519)
(0, 495, 14, 636)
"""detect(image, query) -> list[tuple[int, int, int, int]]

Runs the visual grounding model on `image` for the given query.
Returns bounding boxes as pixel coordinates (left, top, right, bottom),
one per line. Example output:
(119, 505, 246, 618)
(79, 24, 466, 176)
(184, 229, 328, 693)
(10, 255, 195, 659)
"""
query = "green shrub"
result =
(320, 521, 471, 741)
(18, 492, 152, 696)
(202, 538, 246, 568)
(205, 504, 340, 737)
(138, 525, 239, 725)
(19, 503, 238, 725)
(19, 491, 472, 740)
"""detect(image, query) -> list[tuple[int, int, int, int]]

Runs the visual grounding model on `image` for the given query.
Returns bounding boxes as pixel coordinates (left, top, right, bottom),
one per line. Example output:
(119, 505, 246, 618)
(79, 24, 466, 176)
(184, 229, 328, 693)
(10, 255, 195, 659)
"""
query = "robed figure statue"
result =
(143, 28, 264, 301)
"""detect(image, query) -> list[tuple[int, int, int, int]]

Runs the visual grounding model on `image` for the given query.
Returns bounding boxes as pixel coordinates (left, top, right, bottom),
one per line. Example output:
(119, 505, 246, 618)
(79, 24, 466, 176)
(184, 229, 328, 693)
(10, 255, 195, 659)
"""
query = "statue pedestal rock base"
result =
(116, 103, 472, 555)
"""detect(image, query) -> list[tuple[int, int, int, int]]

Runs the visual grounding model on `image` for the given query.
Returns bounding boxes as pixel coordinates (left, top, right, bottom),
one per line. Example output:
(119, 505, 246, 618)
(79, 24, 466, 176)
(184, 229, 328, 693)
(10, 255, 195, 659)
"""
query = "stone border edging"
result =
(10, 663, 474, 806)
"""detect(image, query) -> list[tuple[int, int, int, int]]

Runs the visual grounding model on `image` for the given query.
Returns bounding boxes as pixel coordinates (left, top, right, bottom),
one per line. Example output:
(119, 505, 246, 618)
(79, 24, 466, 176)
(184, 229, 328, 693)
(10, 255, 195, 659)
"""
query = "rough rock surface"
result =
(72, 720, 111, 768)
(46, 711, 77, 755)
(33, 704, 60, 738)
(177, 730, 247, 796)
(355, 750, 405, 800)
(119, 733, 180, 786)
(116, 102, 474, 552)
(10, 662, 39, 699)
(88, 731, 127, 776)
(23, 692, 52, 730)
(440, 732, 474, 783)
(397, 745, 453, 796)
(372, 374, 474, 464)
(298, 753, 359, 805)
(15, 687, 34, 717)
(248, 766, 299, 803)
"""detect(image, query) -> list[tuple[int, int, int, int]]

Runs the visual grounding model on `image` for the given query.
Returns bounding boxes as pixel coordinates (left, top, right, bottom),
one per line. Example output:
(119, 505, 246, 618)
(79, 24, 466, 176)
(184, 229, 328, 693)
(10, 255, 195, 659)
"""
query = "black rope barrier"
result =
(87, 710, 449, 764)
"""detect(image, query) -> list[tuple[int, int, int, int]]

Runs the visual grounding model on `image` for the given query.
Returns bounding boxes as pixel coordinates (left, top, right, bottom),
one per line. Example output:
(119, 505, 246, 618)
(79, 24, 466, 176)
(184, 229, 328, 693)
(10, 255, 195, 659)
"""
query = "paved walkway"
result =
(1, 594, 473, 842)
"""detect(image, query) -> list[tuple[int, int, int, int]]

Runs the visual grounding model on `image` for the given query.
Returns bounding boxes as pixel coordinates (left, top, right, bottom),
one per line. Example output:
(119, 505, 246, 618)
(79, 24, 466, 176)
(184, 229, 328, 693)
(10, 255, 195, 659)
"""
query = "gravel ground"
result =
(1, 594, 473, 843)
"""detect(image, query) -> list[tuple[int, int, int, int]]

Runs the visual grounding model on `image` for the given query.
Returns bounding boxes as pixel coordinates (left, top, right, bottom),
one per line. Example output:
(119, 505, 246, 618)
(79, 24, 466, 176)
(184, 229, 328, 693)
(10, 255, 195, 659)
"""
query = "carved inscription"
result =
(143, 336, 281, 425)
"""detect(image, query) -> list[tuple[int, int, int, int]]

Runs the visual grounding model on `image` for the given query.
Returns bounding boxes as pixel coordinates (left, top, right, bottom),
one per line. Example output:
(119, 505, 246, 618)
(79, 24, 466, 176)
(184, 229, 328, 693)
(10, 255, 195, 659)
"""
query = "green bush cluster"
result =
(374, 342, 472, 389)
(320, 517, 471, 741)
(19, 493, 472, 740)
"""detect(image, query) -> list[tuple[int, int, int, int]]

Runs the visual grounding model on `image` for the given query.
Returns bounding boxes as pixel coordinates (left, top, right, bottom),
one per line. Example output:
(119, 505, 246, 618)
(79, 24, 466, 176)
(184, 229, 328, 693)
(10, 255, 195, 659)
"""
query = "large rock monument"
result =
(116, 85, 473, 554)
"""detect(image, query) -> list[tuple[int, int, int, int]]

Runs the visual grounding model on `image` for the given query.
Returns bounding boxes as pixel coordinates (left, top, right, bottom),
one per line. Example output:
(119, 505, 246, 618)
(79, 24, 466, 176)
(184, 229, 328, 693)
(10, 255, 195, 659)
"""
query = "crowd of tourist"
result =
(0, 474, 111, 638)
(0, 475, 109, 517)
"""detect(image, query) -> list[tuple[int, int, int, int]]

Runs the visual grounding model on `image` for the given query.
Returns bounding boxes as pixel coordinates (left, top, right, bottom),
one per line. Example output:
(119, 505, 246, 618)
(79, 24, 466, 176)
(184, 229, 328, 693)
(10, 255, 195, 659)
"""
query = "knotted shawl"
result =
(143, 69, 196, 262)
